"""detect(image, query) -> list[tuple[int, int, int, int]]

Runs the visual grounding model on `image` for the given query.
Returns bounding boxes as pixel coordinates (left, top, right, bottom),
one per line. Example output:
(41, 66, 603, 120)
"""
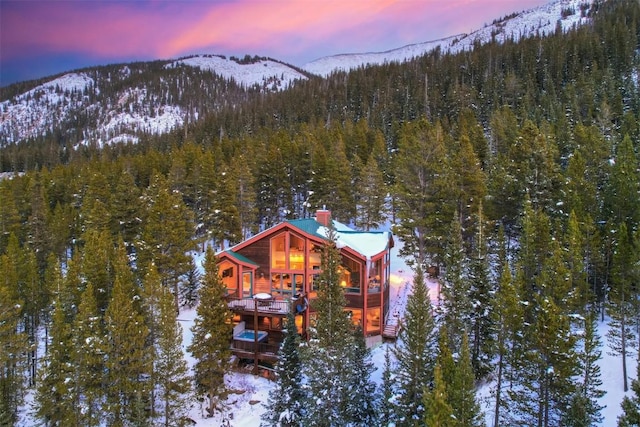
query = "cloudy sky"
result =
(1, 0, 548, 87)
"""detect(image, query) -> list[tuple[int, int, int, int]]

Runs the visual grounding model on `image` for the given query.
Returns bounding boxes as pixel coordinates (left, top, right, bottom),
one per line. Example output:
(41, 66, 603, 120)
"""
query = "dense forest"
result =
(2, 0, 640, 425)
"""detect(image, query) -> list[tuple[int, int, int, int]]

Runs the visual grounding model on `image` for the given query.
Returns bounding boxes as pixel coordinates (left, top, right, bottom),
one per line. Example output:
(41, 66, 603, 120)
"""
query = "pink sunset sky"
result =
(0, 0, 548, 87)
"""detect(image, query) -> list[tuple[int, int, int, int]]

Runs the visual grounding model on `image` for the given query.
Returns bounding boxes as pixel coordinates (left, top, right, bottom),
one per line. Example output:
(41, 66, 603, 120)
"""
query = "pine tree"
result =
(110, 169, 141, 252)
(605, 134, 640, 231)
(34, 297, 77, 426)
(378, 346, 397, 427)
(607, 222, 638, 392)
(0, 250, 27, 425)
(104, 244, 151, 426)
(393, 266, 437, 426)
(231, 154, 258, 241)
(423, 364, 455, 427)
(344, 325, 377, 425)
(72, 282, 105, 427)
(154, 273, 192, 426)
(188, 246, 233, 417)
(262, 310, 305, 427)
(468, 204, 494, 379)
(354, 152, 387, 231)
(81, 228, 115, 314)
(564, 312, 605, 427)
(180, 260, 201, 309)
(450, 333, 484, 427)
(0, 182, 21, 253)
(303, 227, 355, 426)
(619, 359, 640, 426)
(440, 213, 472, 352)
(491, 262, 524, 427)
(138, 173, 195, 312)
(393, 119, 451, 269)
(210, 163, 243, 248)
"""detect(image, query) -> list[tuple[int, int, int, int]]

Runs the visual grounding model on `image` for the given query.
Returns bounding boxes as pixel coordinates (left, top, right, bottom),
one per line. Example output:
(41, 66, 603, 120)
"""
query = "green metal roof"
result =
(286, 218, 324, 238)
(222, 249, 259, 266)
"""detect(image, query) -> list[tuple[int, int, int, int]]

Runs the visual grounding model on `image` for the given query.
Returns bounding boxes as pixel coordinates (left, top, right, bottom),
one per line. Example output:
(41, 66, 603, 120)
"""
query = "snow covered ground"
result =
(180, 236, 632, 426)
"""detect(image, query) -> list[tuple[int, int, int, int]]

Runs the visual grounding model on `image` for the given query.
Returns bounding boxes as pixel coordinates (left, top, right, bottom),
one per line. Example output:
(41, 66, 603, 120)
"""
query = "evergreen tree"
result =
(605, 134, 640, 231)
(0, 183, 21, 253)
(607, 222, 638, 392)
(110, 169, 141, 252)
(354, 152, 387, 231)
(448, 133, 487, 241)
(34, 297, 77, 426)
(81, 228, 115, 314)
(0, 250, 27, 425)
(180, 259, 201, 309)
(393, 266, 437, 426)
(210, 163, 242, 248)
(439, 213, 472, 352)
(393, 119, 451, 269)
(188, 246, 233, 417)
(450, 333, 484, 427)
(138, 173, 195, 312)
(262, 310, 305, 427)
(303, 227, 355, 426)
(619, 359, 640, 426)
(154, 272, 192, 427)
(344, 325, 377, 425)
(72, 282, 105, 427)
(104, 244, 151, 426)
(423, 364, 455, 427)
(468, 204, 494, 378)
(231, 154, 258, 241)
(491, 262, 524, 427)
(378, 346, 397, 427)
(564, 312, 605, 427)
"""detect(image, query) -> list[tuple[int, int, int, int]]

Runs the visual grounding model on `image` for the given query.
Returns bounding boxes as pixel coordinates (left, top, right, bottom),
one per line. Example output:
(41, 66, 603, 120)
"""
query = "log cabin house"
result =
(218, 209, 394, 366)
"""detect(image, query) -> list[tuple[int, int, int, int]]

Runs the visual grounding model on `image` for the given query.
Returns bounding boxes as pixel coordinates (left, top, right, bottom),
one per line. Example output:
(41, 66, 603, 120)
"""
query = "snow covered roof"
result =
(287, 216, 393, 259)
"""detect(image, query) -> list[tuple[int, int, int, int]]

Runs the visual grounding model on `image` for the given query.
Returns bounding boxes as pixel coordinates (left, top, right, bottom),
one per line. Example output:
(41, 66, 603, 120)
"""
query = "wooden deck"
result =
(231, 341, 280, 364)
(226, 294, 307, 317)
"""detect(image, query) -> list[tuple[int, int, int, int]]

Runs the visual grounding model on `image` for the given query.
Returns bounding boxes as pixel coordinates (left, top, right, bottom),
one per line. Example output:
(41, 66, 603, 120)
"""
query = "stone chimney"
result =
(316, 209, 331, 227)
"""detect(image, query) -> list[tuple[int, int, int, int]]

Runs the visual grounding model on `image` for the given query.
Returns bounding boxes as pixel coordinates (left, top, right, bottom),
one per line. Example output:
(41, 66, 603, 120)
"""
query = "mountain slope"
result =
(0, 0, 593, 148)
(302, 0, 590, 76)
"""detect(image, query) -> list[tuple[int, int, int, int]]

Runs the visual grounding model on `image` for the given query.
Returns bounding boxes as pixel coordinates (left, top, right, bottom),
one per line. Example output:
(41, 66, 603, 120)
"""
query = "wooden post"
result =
(253, 298, 259, 374)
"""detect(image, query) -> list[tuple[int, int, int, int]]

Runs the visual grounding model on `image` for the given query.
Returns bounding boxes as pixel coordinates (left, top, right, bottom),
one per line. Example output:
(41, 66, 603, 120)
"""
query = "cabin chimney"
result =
(316, 209, 331, 227)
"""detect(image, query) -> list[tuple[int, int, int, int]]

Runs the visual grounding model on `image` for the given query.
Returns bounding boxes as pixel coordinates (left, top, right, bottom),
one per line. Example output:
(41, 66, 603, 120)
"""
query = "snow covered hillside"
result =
(167, 55, 307, 90)
(1, 0, 593, 147)
(0, 56, 305, 147)
(302, 0, 591, 76)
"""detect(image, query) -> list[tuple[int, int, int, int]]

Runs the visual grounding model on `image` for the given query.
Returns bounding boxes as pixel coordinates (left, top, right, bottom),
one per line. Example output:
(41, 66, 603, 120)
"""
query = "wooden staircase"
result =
(382, 315, 401, 340)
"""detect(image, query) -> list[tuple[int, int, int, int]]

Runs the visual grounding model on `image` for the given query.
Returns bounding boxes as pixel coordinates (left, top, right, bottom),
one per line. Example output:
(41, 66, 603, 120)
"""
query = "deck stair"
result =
(382, 280, 411, 340)
(382, 317, 400, 339)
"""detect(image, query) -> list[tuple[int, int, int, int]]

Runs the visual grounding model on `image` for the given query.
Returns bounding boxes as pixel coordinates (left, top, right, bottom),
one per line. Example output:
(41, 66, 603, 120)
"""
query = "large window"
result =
(340, 255, 361, 294)
(289, 234, 304, 270)
(242, 271, 252, 297)
(271, 232, 306, 271)
(271, 234, 286, 269)
(309, 243, 322, 271)
(368, 258, 382, 293)
(271, 273, 292, 298)
(345, 308, 363, 327)
(366, 307, 381, 333)
(220, 261, 237, 296)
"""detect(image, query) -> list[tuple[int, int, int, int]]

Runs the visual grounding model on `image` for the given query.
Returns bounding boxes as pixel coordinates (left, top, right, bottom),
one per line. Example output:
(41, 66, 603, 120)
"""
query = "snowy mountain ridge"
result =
(302, 0, 591, 76)
(0, 0, 592, 147)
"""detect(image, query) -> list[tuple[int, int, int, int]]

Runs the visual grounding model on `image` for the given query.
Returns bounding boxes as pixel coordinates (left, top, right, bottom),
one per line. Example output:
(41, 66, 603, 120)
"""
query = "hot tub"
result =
(234, 329, 268, 342)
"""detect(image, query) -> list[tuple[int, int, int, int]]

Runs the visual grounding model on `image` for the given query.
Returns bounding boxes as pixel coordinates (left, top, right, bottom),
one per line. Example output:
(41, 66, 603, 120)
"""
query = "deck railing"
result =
(226, 293, 307, 316)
